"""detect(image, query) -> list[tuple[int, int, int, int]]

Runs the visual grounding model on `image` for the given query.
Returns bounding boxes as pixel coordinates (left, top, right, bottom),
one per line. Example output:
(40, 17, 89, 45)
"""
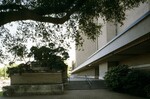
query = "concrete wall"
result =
(74, 2, 150, 79)
(117, 1, 150, 34)
(99, 62, 108, 79)
(120, 53, 150, 66)
(97, 19, 117, 49)
(75, 68, 95, 78)
(75, 19, 117, 68)
(11, 73, 62, 85)
(75, 34, 97, 67)
(97, 2, 150, 79)
(97, 18, 107, 49)
(106, 22, 117, 42)
(4, 84, 64, 96)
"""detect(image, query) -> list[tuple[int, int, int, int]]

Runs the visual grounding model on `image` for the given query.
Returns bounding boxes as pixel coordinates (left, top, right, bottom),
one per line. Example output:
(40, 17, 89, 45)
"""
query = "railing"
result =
(85, 75, 92, 89)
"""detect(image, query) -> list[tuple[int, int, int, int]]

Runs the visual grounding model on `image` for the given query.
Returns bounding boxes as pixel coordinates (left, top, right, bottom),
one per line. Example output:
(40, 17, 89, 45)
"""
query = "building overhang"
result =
(72, 11, 150, 73)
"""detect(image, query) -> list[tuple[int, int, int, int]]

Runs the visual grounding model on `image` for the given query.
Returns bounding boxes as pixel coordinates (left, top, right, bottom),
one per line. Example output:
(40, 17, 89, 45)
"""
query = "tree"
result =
(0, 21, 73, 63)
(0, 0, 146, 38)
(0, 0, 147, 63)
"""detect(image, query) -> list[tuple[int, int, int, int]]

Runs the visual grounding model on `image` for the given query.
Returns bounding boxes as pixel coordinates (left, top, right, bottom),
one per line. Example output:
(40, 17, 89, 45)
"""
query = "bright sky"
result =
(67, 42, 75, 66)
(0, 22, 76, 67)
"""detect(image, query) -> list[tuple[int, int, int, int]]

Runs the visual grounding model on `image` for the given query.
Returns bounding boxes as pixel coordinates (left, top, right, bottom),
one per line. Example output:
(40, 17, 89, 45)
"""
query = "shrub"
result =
(7, 63, 32, 77)
(0, 91, 3, 96)
(144, 84, 150, 98)
(123, 69, 150, 96)
(6, 45, 69, 76)
(0, 68, 5, 77)
(104, 65, 129, 91)
(104, 65, 150, 98)
(29, 45, 69, 71)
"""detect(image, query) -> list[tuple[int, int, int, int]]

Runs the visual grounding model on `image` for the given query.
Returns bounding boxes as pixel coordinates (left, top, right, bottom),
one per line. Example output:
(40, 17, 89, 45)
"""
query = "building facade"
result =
(72, 1, 150, 79)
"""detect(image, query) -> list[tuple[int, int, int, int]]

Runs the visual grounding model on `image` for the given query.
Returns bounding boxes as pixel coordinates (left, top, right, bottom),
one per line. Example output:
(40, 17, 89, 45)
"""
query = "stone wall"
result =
(11, 73, 62, 85)
(3, 84, 64, 96)
(3, 72, 65, 96)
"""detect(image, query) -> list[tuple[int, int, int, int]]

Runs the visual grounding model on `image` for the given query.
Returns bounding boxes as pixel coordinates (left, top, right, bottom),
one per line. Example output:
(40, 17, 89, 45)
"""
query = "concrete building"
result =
(72, 1, 150, 79)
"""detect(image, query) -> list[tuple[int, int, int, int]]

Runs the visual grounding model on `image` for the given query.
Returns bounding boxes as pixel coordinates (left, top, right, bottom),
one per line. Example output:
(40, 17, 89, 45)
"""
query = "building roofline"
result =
(72, 10, 150, 73)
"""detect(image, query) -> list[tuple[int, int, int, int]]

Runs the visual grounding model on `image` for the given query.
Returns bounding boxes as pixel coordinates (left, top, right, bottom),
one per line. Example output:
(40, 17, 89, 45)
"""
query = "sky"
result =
(0, 22, 76, 67)
(67, 42, 75, 66)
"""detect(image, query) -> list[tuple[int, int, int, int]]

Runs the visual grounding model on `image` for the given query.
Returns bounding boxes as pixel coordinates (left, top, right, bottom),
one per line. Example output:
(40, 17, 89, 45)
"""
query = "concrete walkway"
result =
(0, 77, 148, 99)
(0, 89, 147, 99)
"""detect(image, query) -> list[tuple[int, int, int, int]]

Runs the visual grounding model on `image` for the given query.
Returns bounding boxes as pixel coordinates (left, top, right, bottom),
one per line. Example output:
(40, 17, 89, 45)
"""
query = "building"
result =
(72, 1, 150, 79)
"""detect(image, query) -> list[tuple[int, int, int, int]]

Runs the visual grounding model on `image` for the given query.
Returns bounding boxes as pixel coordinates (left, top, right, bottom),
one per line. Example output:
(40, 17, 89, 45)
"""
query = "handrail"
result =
(85, 75, 92, 89)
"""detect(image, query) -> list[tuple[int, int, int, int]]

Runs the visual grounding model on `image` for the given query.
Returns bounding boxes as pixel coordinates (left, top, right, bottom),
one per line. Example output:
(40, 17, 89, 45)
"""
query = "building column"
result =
(99, 62, 108, 79)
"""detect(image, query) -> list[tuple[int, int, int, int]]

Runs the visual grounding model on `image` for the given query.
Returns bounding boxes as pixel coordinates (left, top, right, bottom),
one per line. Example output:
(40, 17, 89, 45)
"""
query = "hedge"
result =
(104, 65, 150, 98)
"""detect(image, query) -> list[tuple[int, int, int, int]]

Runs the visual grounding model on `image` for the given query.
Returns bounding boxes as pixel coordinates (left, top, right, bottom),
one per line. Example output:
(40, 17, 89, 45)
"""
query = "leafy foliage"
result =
(7, 63, 31, 77)
(104, 65, 129, 91)
(123, 69, 150, 97)
(29, 44, 69, 70)
(144, 84, 150, 98)
(0, 0, 147, 63)
(0, 21, 72, 63)
(0, 67, 5, 77)
(104, 65, 150, 97)
(7, 44, 69, 76)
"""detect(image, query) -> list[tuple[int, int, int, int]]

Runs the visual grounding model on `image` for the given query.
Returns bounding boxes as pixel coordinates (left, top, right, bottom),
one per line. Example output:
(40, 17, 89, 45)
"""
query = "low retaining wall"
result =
(3, 84, 64, 96)
(3, 72, 65, 96)
(11, 73, 62, 85)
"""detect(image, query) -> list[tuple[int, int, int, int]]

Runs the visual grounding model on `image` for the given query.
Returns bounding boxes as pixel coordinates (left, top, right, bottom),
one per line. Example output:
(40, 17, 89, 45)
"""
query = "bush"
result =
(104, 65, 150, 97)
(144, 84, 150, 98)
(0, 91, 3, 96)
(0, 67, 8, 77)
(123, 69, 150, 96)
(7, 45, 69, 76)
(104, 65, 129, 91)
(0, 68, 5, 77)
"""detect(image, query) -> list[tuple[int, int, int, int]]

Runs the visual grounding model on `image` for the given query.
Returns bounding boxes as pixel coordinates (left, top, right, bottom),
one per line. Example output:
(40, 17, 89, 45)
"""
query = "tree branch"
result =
(0, 0, 86, 26)
(0, 9, 71, 26)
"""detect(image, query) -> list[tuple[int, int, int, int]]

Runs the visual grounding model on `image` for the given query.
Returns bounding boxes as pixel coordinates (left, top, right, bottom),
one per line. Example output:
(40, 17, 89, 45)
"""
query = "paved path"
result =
(0, 89, 147, 99)
(0, 77, 147, 99)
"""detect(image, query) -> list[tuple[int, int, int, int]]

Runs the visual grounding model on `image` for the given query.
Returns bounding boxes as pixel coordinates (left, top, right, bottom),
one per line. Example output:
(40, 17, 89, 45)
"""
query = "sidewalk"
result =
(0, 89, 147, 99)
(0, 77, 147, 99)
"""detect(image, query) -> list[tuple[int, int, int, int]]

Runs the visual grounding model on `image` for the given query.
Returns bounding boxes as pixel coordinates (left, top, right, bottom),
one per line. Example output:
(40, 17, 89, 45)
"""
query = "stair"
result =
(90, 80, 107, 89)
(66, 80, 107, 90)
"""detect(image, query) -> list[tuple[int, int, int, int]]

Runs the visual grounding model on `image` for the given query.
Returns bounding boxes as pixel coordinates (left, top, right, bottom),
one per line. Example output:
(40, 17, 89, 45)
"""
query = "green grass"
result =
(0, 91, 3, 96)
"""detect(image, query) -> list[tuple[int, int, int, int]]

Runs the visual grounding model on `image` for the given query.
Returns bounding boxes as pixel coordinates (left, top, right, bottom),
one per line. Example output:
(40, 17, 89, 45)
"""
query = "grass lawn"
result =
(0, 91, 3, 96)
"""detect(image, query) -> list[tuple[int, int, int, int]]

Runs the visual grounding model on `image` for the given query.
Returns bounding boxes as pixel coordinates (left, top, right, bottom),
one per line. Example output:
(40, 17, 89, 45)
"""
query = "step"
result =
(66, 80, 107, 90)
(3, 84, 64, 96)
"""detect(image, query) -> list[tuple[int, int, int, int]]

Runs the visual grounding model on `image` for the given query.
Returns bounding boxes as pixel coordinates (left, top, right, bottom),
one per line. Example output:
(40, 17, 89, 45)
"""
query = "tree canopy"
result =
(0, 0, 146, 25)
(0, 0, 147, 63)
(0, 0, 146, 37)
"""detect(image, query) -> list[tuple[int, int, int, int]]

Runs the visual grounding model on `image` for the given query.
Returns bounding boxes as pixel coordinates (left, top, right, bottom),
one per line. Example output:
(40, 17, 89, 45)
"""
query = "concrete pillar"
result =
(99, 62, 108, 79)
